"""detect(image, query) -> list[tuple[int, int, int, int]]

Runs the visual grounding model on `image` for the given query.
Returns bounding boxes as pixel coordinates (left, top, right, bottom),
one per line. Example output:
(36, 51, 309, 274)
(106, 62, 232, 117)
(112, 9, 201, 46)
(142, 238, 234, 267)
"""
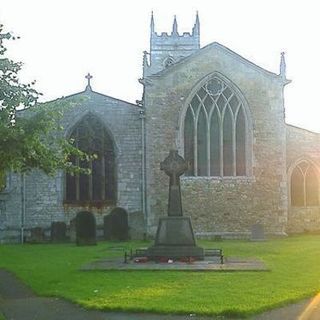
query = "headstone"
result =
(103, 214, 112, 240)
(111, 208, 129, 241)
(75, 211, 96, 246)
(30, 227, 45, 243)
(50, 222, 67, 242)
(104, 207, 129, 241)
(251, 224, 266, 241)
(69, 218, 76, 242)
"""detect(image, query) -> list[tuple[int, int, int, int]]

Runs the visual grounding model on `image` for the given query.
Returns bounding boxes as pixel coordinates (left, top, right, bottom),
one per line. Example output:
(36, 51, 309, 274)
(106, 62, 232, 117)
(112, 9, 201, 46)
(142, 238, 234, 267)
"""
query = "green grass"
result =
(1, 235, 320, 317)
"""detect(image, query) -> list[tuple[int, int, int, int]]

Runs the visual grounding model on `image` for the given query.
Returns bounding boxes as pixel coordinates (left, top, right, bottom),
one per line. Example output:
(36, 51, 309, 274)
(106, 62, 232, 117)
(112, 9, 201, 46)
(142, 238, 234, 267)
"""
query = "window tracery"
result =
(184, 76, 248, 177)
(291, 160, 319, 207)
(65, 114, 116, 205)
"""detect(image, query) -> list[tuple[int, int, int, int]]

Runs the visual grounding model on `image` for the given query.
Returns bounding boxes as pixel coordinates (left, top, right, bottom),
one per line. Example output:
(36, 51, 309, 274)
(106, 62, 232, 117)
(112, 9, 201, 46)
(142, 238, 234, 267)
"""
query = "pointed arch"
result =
(65, 113, 116, 205)
(184, 107, 195, 176)
(236, 106, 246, 176)
(209, 108, 220, 176)
(288, 158, 320, 207)
(197, 107, 208, 176)
(179, 72, 252, 177)
(223, 107, 233, 176)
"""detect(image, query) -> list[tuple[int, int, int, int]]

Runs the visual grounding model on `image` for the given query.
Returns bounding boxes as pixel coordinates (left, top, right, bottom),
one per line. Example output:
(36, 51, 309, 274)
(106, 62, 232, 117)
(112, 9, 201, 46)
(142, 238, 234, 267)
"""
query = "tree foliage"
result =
(0, 24, 89, 184)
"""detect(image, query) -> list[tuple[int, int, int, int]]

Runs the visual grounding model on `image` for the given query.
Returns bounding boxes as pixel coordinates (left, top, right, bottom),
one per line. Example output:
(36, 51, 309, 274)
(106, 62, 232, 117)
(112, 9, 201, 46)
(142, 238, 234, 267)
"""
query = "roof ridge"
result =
(148, 41, 287, 82)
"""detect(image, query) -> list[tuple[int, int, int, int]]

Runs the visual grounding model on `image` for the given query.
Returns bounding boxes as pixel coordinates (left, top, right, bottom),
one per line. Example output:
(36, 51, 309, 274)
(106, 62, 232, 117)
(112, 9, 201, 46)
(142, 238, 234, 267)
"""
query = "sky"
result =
(0, 0, 320, 132)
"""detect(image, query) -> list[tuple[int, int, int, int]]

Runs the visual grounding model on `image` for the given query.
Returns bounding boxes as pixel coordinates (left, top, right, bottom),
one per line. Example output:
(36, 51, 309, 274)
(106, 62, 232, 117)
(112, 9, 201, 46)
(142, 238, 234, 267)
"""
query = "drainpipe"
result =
(139, 50, 149, 239)
(139, 107, 147, 237)
(20, 173, 25, 244)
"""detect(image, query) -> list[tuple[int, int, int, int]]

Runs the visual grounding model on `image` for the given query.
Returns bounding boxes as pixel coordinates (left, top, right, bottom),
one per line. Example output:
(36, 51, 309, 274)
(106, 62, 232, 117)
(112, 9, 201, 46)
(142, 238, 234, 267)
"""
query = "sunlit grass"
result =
(1, 235, 320, 317)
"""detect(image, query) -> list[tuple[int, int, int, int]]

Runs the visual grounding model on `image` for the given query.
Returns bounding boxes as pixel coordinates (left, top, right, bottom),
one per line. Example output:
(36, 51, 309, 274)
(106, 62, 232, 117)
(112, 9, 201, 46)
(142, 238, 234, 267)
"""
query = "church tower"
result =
(144, 12, 200, 75)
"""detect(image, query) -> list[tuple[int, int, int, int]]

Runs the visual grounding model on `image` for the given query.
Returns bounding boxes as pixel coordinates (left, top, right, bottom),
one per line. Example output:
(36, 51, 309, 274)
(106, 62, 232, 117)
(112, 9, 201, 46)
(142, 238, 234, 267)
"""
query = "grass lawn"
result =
(0, 235, 320, 318)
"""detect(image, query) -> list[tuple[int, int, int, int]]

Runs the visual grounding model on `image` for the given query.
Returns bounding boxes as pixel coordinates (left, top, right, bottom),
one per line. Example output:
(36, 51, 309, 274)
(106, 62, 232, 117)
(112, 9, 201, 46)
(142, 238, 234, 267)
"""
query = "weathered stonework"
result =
(144, 41, 288, 237)
(0, 90, 143, 242)
(1, 14, 320, 242)
(286, 125, 320, 233)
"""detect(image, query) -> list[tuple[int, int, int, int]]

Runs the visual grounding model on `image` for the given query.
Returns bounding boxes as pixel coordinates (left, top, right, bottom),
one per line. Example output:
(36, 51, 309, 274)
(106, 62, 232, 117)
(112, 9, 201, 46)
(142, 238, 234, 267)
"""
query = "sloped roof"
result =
(62, 88, 139, 108)
(149, 41, 286, 81)
(286, 123, 320, 135)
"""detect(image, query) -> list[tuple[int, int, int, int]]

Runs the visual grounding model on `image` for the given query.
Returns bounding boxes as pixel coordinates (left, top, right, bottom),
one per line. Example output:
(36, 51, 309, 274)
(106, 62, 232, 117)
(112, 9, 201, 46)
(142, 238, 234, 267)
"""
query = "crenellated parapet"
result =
(145, 12, 200, 75)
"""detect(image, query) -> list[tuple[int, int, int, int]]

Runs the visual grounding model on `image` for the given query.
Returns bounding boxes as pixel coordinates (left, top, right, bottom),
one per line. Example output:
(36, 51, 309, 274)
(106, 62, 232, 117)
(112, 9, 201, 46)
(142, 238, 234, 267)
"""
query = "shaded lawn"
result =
(1, 235, 320, 317)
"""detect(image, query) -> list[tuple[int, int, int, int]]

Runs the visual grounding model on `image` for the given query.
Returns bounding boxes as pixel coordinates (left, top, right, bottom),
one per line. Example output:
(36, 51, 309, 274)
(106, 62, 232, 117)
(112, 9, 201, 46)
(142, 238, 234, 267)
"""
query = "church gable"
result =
(59, 81, 142, 210)
(150, 41, 282, 82)
(143, 14, 288, 237)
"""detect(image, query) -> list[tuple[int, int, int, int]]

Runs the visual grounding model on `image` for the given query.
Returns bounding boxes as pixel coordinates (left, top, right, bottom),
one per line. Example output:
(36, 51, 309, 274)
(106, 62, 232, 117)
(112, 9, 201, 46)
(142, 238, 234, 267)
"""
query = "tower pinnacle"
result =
(192, 11, 200, 36)
(280, 52, 286, 80)
(150, 11, 155, 34)
(172, 15, 178, 35)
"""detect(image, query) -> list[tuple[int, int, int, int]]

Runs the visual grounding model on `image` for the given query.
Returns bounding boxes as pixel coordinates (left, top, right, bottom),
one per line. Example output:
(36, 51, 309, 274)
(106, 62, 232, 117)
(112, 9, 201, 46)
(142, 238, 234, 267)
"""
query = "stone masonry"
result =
(286, 125, 320, 233)
(0, 13, 319, 242)
(0, 89, 143, 243)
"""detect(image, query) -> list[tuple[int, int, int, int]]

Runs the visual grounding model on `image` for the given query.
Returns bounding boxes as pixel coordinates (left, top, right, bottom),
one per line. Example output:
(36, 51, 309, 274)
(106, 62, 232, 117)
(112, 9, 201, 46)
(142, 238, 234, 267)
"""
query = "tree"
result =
(0, 24, 88, 185)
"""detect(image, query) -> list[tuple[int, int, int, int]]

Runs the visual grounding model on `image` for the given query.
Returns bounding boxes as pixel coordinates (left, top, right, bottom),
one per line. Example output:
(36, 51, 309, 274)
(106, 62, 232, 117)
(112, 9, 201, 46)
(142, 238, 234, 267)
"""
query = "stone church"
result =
(1, 13, 320, 242)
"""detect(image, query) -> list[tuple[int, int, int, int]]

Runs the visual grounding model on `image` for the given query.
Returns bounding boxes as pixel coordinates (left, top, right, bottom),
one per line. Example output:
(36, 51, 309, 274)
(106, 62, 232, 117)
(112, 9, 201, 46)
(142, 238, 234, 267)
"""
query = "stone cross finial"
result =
(85, 73, 93, 91)
(160, 150, 188, 216)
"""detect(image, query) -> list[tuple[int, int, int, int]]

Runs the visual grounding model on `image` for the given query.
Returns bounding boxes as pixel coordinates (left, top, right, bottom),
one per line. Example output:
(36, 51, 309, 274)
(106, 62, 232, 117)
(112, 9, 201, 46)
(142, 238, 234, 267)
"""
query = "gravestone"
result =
(104, 207, 129, 241)
(147, 150, 204, 260)
(69, 218, 76, 242)
(251, 224, 266, 241)
(75, 211, 96, 246)
(30, 227, 45, 243)
(50, 222, 67, 242)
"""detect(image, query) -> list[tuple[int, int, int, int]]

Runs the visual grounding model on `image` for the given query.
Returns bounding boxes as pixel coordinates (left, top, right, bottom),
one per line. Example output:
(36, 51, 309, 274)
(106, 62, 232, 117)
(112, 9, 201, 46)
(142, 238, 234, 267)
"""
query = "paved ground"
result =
(82, 256, 268, 271)
(0, 268, 319, 320)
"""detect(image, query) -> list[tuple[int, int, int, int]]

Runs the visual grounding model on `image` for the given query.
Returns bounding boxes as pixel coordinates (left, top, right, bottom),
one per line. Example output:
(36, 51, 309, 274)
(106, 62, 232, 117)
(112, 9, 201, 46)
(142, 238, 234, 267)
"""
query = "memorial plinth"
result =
(147, 150, 204, 260)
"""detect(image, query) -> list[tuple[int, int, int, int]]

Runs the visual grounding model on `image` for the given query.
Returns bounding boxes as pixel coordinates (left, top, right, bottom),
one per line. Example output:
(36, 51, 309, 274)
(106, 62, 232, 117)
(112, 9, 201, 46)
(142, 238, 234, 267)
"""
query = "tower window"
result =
(163, 56, 175, 68)
(65, 114, 116, 205)
(184, 76, 249, 177)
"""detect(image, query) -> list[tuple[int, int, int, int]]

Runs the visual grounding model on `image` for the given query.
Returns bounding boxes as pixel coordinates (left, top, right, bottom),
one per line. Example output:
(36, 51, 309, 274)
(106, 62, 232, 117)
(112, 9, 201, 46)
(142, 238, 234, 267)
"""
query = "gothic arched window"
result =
(184, 75, 249, 177)
(163, 56, 175, 68)
(65, 114, 116, 205)
(291, 161, 319, 207)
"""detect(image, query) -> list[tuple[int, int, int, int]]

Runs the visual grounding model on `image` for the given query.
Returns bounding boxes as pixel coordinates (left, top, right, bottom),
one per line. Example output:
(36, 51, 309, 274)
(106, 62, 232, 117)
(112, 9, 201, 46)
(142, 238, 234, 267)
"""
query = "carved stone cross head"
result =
(160, 150, 188, 186)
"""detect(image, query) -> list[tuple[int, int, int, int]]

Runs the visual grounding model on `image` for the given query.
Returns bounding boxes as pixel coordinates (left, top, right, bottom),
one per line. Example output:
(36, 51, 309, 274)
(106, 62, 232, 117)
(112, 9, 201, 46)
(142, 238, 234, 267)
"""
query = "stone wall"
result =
(0, 89, 144, 242)
(0, 173, 23, 243)
(144, 43, 288, 237)
(286, 124, 320, 233)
